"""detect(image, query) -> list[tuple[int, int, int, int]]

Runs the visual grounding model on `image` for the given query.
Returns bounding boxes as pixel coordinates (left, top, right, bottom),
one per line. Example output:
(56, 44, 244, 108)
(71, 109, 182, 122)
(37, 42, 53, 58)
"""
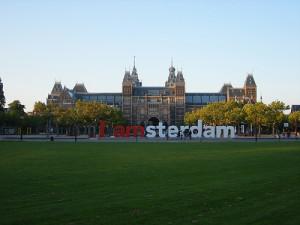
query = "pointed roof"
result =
(220, 83, 233, 94)
(123, 70, 132, 83)
(73, 83, 87, 93)
(131, 56, 138, 77)
(129, 56, 142, 87)
(51, 82, 63, 95)
(176, 71, 184, 82)
(168, 59, 176, 79)
(244, 74, 256, 87)
(169, 64, 175, 73)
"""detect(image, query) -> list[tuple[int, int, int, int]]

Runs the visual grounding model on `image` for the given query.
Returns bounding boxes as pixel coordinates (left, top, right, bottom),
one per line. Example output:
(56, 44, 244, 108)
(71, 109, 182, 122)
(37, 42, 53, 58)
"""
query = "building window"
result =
(202, 96, 209, 104)
(177, 99, 184, 104)
(210, 96, 218, 102)
(219, 96, 226, 101)
(193, 96, 201, 104)
(186, 96, 193, 103)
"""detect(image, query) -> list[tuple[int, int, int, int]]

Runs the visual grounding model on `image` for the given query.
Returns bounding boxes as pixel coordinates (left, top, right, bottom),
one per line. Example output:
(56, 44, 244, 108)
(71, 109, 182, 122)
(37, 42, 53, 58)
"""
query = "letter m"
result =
(216, 126, 235, 138)
(125, 126, 145, 137)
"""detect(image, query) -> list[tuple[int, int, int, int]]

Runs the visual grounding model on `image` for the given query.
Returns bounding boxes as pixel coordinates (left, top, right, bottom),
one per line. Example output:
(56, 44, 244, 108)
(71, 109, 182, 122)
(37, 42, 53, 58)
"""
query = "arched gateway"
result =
(148, 117, 159, 126)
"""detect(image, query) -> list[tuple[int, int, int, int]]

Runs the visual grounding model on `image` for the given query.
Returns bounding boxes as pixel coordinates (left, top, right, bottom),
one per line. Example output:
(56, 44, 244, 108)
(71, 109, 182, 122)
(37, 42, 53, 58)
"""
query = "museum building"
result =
(47, 61, 257, 125)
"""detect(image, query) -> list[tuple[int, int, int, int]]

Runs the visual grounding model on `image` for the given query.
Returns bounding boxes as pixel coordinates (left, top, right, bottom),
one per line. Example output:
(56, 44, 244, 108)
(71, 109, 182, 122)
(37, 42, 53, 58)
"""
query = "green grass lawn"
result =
(0, 141, 300, 225)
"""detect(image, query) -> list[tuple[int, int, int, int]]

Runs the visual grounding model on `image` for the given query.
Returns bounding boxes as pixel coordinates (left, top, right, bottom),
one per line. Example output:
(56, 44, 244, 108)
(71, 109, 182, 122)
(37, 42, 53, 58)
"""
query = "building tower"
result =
(0, 77, 5, 111)
(165, 60, 176, 87)
(47, 81, 63, 105)
(165, 61, 186, 125)
(244, 74, 257, 103)
(175, 70, 185, 125)
(131, 56, 142, 87)
(122, 70, 133, 124)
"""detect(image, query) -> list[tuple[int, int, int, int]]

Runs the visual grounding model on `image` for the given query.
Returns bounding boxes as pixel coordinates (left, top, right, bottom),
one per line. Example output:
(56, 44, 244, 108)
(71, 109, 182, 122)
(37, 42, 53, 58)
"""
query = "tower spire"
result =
(171, 57, 173, 67)
(133, 56, 136, 68)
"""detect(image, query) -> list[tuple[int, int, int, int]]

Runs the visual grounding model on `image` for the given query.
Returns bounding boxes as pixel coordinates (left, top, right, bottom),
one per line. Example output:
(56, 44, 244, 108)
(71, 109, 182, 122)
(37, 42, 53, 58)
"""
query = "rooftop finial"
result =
(171, 57, 173, 67)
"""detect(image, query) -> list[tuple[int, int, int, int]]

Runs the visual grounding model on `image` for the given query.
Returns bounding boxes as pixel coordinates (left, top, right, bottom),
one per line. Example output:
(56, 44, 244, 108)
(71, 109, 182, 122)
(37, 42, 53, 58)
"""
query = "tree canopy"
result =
(288, 111, 300, 134)
(185, 100, 290, 136)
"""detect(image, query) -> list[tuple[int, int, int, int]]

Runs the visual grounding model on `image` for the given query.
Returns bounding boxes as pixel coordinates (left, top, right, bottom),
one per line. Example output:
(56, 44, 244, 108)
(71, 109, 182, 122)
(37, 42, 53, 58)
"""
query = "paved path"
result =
(1, 135, 299, 143)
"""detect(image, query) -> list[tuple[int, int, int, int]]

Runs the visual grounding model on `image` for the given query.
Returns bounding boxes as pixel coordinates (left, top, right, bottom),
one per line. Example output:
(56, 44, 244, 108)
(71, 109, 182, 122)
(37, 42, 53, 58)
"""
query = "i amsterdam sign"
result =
(99, 120, 235, 139)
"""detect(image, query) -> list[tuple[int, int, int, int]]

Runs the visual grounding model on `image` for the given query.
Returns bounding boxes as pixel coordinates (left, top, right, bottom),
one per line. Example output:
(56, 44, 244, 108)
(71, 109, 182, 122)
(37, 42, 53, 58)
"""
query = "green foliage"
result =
(48, 101, 126, 128)
(73, 100, 126, 126)
(185, 100, 291, 136)
(288, 111, 300, 133)
(1, 100, 27, 127)
(243, 102, 268, 126)
(185, 101, 245, 126)
(266, 101, 289, 135)
(1, 100, 125, 134)
(33, 101, 48, 115)
(8, 100, 26, 117)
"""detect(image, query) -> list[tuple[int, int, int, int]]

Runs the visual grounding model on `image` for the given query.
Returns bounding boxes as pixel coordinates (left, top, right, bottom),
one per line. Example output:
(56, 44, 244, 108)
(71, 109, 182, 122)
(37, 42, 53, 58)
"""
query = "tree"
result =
(8, 100, 26, 116)
(288, 111, 300, 134)
(6, 100, 26, 127)
(243, 102, 268, 136)
(224, 101, 245, 134)
(48, 101, 125, 136)
(30, 101, 52, 133)
(33, 101, 48, 115)
(185, 101, 244, 127)
(266, 101, 289, 136)
(0, 78, 5, 112)
(186, 102, 227, 125)
(74, 100, 125, 126)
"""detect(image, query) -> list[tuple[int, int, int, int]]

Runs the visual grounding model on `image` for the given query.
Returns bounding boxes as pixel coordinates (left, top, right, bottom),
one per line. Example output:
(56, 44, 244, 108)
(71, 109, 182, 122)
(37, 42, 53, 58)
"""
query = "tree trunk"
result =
(237, 124, 240, 135)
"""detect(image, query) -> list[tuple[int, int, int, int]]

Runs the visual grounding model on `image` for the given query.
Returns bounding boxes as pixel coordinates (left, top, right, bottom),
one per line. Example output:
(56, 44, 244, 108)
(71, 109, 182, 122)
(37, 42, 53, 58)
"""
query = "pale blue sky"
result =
(0, 0, 299, 111)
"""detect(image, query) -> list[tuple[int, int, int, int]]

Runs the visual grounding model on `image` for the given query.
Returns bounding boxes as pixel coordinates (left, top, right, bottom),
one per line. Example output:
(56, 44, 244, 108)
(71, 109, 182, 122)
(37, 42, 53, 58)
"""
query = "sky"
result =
(0, 0, 299, 111)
